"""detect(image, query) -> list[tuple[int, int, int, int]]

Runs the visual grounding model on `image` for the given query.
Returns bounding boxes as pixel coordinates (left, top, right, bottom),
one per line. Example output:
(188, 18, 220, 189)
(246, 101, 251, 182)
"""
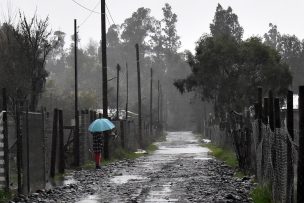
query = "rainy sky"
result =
(1, 0, 304, 52)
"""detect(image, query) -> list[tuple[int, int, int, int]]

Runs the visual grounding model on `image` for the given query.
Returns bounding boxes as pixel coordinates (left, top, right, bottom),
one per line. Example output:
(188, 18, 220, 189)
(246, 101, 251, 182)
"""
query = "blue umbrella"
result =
(88, 118, 115, 133)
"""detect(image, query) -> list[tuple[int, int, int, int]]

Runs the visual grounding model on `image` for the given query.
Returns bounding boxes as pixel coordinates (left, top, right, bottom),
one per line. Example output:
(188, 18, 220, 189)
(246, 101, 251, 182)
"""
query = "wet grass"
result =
(204, 143, 238, 168)
(251, 184, 272, 203)
(157, 131, 167, 142)
(146, 144, 158, 153)
(0, 190, 12, 203)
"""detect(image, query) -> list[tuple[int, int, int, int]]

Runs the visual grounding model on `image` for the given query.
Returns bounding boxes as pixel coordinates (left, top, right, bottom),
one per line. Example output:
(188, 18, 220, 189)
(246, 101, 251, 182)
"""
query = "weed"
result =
(251, 184, 272, 203)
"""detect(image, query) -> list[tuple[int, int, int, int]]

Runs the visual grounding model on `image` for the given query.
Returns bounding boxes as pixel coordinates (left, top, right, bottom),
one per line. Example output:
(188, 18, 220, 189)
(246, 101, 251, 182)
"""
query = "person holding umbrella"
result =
(88, 118, 115, 169)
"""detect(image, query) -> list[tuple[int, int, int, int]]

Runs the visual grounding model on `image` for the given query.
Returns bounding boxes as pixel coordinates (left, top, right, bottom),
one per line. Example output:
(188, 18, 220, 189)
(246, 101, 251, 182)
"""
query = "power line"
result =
(71, 0, 100, 14)
(105, 2, 115, 25)
(79, 0, 100, 27)
(106, 14, 111, 26)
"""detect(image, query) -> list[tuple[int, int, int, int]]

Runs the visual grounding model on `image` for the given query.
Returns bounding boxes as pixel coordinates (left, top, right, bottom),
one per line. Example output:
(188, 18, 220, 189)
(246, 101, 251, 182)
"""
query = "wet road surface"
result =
(16, 132, 253, 203)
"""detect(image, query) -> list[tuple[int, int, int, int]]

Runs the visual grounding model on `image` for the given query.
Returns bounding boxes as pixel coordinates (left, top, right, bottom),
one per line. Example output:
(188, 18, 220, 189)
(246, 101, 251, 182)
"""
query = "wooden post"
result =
(157, 80, 160, 124)
(2, 88, 9, 191)
(263, 98, 269, 125)
(254, 103, 258, 119)
(125, 63, 129, 120)
(274, 98, 281, 128)
(160, 84, 163, 130)
(58, 110, 65, 174)
(135, 44, 143, 148)
(150, 68, 153, 136)
(298, 86, 304, 203)
(268, 90, 274, 132)
(50, 109, 58, 178)
(116, 64, 120, 120)
(15, 103, 22, 194)
(93, 111, 97, 120)
(287, 90, 294, 203)
(258, 87, 262, 142)
(120, 121, 125, 148)
(89, 110, 93, 123)
(25, 102, 30, 193)
(74, 19, 80, 167)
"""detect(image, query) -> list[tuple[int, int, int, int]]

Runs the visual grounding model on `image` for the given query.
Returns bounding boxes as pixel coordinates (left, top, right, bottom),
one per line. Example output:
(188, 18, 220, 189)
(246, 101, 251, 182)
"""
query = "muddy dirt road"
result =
(16, 132, 253, 203)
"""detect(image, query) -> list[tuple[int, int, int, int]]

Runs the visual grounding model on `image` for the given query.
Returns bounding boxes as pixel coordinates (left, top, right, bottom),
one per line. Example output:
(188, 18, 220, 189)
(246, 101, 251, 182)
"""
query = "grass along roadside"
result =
(203, 143, 238, 168)
(250, 184, 272, 203)
(0, 190, 12, 203)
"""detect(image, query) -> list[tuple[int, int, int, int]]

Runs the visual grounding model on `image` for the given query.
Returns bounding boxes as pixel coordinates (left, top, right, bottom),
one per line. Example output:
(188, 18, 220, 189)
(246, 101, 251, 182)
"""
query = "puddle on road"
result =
(193, 157, 212, 160)
(46, 176, 77, 189)
(145, 184, 178, 202)
(156, 145, 209, 155)
(202, 139, 211, 143)
(110, 175, 148, 184)
(63, 177, 77, 185)
(76, 195, 99, 203)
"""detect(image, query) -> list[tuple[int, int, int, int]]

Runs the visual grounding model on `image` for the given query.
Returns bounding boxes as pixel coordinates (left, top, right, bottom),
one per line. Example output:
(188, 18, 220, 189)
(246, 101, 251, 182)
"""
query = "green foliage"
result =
(251, 184, 272, 203)
(204, 143, 238, 168)
(174, 5, 292, 119)
(0, 190, 12, 203)
(146, 144, 158, 153)
(0, 13, 55, 111)
(264, 23, 304, 91)
(210, 4, 243, 41)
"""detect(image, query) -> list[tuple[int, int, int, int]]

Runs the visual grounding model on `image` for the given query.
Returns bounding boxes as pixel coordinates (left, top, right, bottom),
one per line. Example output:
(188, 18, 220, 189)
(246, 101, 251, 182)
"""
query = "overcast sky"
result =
(1, 0, 304, 52)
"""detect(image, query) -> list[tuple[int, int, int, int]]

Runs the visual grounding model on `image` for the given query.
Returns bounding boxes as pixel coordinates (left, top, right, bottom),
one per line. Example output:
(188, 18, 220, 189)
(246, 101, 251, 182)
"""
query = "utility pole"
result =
(150, 68, 153, 136)
(2, 88, 9, 191)
(74, 19, 80, 167)
(101, 0, 109, 160)
(116, 64, 120, 120)
(160, 83, 163, 129)
(101, 0, 108, 118)
(157, 80, 160, 124)
(135, 44, 143, 148)
(125, 63, 129, 120)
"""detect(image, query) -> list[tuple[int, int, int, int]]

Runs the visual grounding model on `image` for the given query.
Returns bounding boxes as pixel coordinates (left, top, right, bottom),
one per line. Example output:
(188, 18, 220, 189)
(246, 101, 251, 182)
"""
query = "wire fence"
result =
(0, 87, 162, 195)
(205, 88, 304, 202)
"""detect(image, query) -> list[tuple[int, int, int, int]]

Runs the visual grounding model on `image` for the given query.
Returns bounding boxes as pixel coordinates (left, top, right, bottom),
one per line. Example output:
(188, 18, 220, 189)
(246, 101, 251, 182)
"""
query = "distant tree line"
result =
(40, 3, 193, 129)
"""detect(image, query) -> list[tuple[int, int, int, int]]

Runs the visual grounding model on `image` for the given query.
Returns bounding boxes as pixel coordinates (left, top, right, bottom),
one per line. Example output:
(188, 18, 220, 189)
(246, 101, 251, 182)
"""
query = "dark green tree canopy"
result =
(175, 5, 291, 118)
(210, 4, 244, 41)
(0, 14, 56, 110)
